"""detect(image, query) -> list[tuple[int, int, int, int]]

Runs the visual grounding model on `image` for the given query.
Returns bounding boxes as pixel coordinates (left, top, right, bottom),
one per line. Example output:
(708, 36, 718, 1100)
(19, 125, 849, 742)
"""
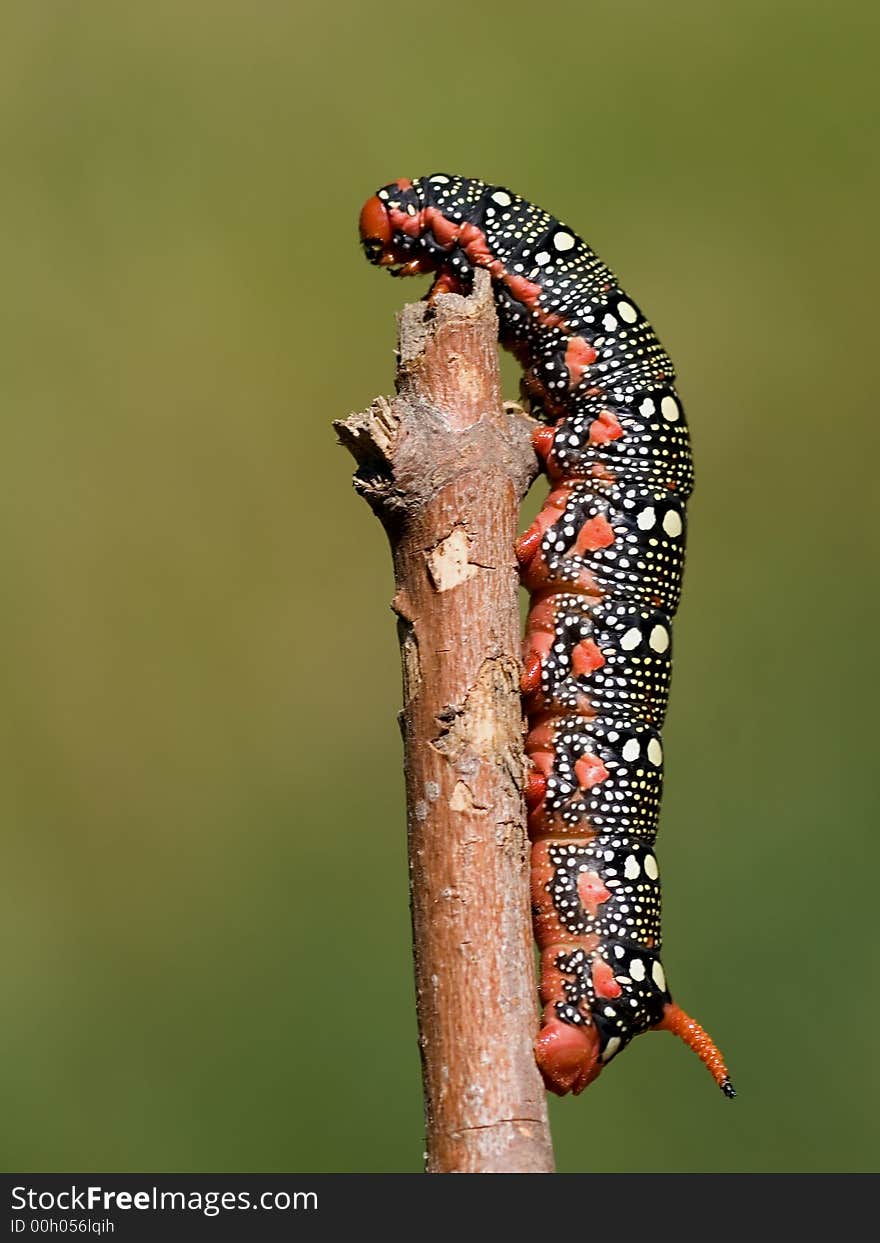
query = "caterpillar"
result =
(359, 175, 734, 1099)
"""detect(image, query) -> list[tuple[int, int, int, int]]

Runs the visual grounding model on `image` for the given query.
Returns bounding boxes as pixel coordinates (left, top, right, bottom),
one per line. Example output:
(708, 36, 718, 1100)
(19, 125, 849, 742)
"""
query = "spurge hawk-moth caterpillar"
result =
(359, 174, 734, 1100)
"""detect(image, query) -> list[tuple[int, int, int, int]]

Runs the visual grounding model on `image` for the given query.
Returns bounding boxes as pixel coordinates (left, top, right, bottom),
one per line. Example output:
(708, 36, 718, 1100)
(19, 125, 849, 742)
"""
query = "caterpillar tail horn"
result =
(656, 1002, 736, 1098)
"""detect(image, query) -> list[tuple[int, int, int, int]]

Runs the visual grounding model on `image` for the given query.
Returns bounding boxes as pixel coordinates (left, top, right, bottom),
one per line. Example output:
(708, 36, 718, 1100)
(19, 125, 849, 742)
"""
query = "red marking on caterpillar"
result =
(571, 638, 605, 676)
(573, 514, 615, 554)
(588, 410, 624, 445)
(592, 958, 622, 1000)
(360, 175, 734, 1101)
(574, 754, 609, 790)
(564, 336, 598, 387)
(576, 871, 611, 919)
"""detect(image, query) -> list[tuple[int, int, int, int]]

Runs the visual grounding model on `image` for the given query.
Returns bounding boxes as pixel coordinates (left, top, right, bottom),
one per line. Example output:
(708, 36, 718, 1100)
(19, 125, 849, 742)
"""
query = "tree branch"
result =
(336, 270, 554, 1173)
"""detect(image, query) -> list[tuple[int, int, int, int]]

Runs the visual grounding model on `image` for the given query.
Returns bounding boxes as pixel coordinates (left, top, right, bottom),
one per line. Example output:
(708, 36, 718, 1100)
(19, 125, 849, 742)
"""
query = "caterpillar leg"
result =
(427, 270, 465, 301)
(388, 256, 435, 278)
(534, 1014, 600, 1096)
(520, 650, 543, 696)
(514, 486, 571, 568)
(515, 523, 544, 568)
(523, 763, 546, 808)
(531, 424, 556, 466)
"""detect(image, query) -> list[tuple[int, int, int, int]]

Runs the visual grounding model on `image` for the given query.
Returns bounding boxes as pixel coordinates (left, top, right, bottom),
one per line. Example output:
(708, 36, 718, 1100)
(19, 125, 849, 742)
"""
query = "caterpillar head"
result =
(359, 179, 434, 278)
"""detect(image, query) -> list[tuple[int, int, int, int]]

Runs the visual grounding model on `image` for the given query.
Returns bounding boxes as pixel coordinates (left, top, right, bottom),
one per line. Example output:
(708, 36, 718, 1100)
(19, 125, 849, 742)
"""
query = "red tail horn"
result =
(656, 1003, 735, 1098)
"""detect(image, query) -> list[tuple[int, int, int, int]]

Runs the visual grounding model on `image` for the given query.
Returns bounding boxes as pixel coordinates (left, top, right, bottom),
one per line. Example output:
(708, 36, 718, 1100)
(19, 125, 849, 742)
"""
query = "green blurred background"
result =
(1, 1, 877, 1173)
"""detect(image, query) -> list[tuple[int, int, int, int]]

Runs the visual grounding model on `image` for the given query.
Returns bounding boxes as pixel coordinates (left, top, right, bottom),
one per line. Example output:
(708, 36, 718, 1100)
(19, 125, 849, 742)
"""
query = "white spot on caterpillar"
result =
(661, 395, 681, 422)
(652, 960, 667, 991)
(614, 944, 626, 958)
(553, 230, 576, 251)
(639, 398, 655, 416)
(624, 855, 640, 879)
(637, 507, 656, 531)
(601, 1036, 621, 1062)
(430, 175, 450, 183)
(618, 300, 638, 323)
(644, 854, 659, 880)
(622, 738, 640, 762)
(535, 251, 551, 266)
(491, 189, 512, 205)
(620, 627, 642, 651)
(629, 958, 646, 981)
(647, 738, 663, 766)
(663, 510, 683, 537)
(602, 313, 618, 332)
(649, 624, 670, 653)
(604, 1006, 616, 1017)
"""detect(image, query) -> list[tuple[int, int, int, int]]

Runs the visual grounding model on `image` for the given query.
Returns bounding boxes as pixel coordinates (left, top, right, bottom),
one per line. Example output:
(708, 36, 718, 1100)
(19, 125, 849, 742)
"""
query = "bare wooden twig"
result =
(336, 270, 554, 1174)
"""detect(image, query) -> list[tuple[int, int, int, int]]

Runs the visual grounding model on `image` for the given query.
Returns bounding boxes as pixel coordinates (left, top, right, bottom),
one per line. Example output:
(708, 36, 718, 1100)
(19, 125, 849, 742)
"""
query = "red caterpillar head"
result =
(359, 179, 435, 278)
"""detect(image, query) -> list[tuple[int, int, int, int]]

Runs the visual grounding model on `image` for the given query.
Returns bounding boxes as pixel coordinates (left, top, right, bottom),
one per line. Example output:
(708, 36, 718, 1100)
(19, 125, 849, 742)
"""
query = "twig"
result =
(335, 270, 555, 1173)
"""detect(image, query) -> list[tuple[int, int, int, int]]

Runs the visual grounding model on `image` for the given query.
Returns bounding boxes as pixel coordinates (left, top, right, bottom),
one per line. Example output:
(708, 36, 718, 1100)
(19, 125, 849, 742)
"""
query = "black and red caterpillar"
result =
(359, 175, 734, 1099)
